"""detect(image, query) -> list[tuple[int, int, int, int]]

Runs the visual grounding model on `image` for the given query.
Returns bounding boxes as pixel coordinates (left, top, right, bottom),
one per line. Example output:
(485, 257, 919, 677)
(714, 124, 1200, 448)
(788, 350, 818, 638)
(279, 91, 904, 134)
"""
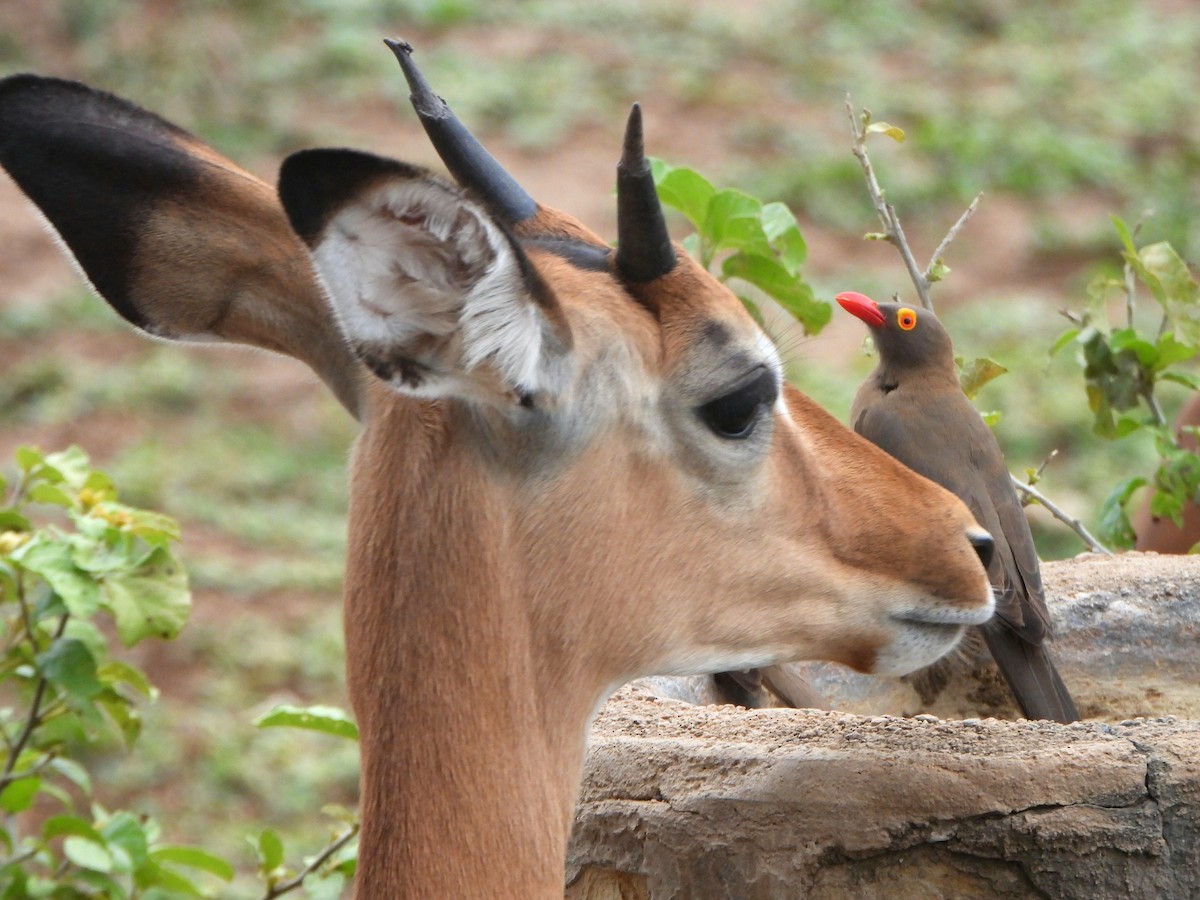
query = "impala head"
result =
(0, 47, 993, 896)
(0, 49, 992, 685)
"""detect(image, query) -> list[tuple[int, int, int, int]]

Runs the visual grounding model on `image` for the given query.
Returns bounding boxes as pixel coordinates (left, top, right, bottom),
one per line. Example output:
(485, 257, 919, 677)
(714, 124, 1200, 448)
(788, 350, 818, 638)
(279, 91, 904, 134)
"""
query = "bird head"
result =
(835, 291, 956, 373)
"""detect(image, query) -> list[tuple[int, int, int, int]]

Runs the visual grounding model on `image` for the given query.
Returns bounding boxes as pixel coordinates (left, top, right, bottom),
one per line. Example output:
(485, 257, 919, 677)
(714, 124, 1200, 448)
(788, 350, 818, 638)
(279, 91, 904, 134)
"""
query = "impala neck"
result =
(344, 398, 597, 899)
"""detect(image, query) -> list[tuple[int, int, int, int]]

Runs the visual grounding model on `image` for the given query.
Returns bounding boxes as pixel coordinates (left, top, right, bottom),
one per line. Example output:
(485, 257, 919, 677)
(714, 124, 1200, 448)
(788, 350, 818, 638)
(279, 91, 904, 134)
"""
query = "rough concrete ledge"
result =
(570, 555, 1200, 899)
(569, 697, 1200, 898)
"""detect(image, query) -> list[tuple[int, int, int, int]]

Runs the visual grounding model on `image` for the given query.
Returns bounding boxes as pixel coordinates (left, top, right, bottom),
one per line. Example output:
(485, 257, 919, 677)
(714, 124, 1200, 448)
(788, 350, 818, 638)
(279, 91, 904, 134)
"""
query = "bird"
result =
(835, 291, 1079, 723)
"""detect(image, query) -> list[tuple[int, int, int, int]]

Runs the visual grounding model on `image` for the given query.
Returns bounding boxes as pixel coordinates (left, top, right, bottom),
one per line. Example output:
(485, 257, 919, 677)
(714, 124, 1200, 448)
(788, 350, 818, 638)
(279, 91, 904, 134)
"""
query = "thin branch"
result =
(2, 614, 68, 781)
(844, 95, 1109, 556)
(845, 97, 932, 311)
(262, 825, 359, 899)
(1123, 258, 1137, 331)
(1012, 476, 1111, 555)
(1146, 392, 1169, 429)
(926, 193, 983, 284)
(0, 846, 39, 870)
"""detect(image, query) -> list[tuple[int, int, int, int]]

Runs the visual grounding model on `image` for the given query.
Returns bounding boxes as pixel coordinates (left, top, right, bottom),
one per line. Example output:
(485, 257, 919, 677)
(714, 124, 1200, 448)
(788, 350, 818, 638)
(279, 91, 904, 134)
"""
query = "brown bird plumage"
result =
(837, 292, 1078, 723)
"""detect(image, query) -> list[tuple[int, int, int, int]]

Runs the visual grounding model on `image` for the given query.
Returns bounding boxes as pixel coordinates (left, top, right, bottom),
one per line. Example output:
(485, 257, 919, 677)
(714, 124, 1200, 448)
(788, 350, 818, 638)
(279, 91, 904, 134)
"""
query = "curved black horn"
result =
(615, 104, 675, 283)
(384, 38, 537, 223)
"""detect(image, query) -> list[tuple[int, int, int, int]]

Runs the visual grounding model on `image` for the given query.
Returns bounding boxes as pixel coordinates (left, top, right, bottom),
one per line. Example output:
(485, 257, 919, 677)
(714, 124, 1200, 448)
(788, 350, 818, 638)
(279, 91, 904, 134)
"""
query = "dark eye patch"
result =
(697, 367, 778, 440)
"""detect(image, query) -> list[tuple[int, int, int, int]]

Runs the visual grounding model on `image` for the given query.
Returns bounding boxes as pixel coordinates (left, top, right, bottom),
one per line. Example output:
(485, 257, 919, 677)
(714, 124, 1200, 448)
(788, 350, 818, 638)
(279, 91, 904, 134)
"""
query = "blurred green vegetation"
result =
(1, 0, 1198, 890)
(2, 2, 1196, 252)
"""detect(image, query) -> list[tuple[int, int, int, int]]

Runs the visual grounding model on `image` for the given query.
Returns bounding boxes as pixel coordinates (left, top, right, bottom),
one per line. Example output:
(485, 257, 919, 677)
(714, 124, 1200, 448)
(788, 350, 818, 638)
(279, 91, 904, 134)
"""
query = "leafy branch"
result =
(1054, 215, 1200, 547)
(260, 823, 359, 899)
(0, 446, 364, 897)
(650, 158, 829, 334)
(844, 97, 1110, 555)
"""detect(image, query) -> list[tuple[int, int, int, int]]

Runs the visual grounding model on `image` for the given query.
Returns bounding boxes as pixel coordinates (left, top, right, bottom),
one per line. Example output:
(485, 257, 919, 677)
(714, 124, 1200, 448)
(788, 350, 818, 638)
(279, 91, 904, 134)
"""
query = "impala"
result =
(0, 41, 995, 899)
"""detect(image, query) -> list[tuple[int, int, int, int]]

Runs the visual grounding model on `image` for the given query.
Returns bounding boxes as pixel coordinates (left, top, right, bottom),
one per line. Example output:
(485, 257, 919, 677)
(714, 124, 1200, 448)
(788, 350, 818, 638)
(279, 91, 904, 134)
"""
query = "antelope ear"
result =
(278, 149, 573, 409)
(0, 74, 363, 418)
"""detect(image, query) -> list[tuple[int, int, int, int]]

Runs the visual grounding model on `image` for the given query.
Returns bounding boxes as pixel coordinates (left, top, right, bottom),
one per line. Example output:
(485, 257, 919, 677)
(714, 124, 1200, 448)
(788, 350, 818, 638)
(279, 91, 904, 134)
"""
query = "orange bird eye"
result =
(896, 307, 918, 331)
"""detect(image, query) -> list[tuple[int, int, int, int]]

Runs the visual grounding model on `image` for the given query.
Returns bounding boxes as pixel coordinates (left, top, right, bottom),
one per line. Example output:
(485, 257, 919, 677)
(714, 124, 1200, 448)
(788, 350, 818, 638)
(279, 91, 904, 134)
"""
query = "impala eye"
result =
(697, 367, 778, 440)
(897, 307, 918, 331)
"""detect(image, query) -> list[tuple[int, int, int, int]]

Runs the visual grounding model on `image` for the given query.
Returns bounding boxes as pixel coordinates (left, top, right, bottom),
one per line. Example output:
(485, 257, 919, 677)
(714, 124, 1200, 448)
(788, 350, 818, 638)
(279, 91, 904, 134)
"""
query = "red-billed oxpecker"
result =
(837, 291, 1079, 723)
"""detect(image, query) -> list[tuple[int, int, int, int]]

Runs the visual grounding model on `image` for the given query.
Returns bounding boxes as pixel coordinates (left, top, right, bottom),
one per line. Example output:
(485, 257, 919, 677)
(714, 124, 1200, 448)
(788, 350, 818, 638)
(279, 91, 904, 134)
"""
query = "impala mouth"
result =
(872, 591, 995, 676)
(891, 595, 995, 628)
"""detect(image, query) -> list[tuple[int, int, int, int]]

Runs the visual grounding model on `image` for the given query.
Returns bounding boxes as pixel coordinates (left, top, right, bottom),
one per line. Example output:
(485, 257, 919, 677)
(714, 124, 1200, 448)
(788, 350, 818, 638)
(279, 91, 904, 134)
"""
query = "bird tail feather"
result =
(983, 626, 1079, 724)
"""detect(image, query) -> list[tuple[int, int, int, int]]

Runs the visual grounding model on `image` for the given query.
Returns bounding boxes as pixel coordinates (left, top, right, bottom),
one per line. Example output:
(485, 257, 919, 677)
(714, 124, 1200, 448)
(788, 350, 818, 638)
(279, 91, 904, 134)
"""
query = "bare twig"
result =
(262, 825, 359, 899)
(845, 97, 933, 310)
(1012, 477, 1111, 555)
(3, 613, 68, 781)
(1146, 392, 1169, 429)
(926, 193, 983, 285)
(844, 94, 1111, 556)
(1123, 258, 1137, 330)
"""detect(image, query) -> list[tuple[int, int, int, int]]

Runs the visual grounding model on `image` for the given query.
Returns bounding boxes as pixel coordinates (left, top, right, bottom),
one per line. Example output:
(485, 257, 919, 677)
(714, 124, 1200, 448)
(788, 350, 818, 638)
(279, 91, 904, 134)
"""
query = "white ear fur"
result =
(310, 177, 569, 405)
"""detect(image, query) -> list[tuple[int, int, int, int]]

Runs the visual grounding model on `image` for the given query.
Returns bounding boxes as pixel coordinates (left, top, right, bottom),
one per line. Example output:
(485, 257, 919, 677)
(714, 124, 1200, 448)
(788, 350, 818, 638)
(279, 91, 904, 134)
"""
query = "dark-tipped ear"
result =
(0, 75, 201, 330)
(279, 148, 573, 409)
(0, 74, 363, 418)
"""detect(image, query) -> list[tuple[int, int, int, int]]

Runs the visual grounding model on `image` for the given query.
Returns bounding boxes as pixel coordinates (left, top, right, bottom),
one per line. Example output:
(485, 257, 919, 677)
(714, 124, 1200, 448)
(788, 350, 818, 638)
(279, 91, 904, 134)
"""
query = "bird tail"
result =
(982, 626, 1079, 724)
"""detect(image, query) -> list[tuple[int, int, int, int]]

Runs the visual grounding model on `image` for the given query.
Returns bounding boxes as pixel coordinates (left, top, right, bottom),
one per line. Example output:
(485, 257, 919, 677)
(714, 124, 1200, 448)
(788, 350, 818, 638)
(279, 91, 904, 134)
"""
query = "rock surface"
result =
(570, 554, 1200, 899)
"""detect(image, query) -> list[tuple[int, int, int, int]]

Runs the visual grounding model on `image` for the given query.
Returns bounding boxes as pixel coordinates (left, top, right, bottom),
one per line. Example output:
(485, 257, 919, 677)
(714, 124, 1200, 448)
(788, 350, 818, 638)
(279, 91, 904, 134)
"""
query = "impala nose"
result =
(968, 528, 995, 569)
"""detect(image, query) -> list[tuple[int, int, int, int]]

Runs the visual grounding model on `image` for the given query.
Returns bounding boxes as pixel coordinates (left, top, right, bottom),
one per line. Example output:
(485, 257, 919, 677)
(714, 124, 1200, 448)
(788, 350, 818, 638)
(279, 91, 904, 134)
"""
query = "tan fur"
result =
(134, 144, 364, 415)
(337, 251, 993, 897)
(6, 89, 995, 898)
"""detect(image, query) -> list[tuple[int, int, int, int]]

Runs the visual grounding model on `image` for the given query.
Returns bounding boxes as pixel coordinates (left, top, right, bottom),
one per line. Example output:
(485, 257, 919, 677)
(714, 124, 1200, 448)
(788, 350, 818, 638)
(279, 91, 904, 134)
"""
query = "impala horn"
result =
(615, 103, 676, 283)
(385, 38, 537, 223)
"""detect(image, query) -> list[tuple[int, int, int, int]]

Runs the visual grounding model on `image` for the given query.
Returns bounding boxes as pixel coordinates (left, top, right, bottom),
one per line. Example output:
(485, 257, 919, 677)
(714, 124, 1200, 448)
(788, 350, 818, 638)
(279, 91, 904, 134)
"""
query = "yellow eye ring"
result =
(896, 307, 918, 331)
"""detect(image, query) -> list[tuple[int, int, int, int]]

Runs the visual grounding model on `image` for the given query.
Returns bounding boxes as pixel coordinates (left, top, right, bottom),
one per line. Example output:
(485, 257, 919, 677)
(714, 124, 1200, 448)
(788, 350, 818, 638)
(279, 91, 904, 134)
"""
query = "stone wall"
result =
(568, 554, 1200, 899)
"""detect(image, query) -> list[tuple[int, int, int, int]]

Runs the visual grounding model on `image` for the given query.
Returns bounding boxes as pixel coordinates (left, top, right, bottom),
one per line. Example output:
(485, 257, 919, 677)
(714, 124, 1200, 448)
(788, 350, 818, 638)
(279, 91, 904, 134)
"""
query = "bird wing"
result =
(853, 386, 1050, 644)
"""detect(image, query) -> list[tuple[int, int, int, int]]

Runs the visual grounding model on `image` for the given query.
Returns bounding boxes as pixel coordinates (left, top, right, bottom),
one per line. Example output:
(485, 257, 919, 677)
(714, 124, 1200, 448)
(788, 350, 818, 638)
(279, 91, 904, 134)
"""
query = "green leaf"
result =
(957, 357, 1009, 399)
(102, 811, 149, 873)
(16, 446, 45, 473)
(140, 872, 205, 899)
(63, 835, 114, 873)
(1138, 241, 1200, 344)
(27, 482, 75, 509)
(1109, 328, 1159, 368)
(43, 447, 92, 491)
(1160, 371, 1200, 391)
(1150, 486, 1185, 526)
(44, 814, 105, 842)
(37, 637, 104, 703)
(12, 536, 101, 617)
(0, 775, 42, 813)
(1113, 415, 1143, 438)
(927, 259, 951, 284)
(1098, 476, 1147, 548)
(759, 202, 807, 273)
(865, 121, 906, 142)
(100, 547, 190, 646)
(97, 691, 143, 745)
(1110, 215, 1137, 258)
(651, 162, 715, 231)
(98, 660, 156, 699)
(1049, 328, 1080, 358)
(720, 253, 830, 334)
(257, 828, 285, 873)
(48, 757, 92, 795)
(151, 846, 235, 882)
(1153, 332, 1197, 371)
(255, 704, 359, 741)
(703, 189, 767, 258)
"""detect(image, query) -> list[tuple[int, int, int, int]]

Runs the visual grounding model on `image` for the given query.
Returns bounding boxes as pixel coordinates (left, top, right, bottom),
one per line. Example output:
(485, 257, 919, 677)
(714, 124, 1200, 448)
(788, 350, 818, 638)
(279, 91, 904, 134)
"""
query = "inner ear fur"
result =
(278, 148, 573, 408)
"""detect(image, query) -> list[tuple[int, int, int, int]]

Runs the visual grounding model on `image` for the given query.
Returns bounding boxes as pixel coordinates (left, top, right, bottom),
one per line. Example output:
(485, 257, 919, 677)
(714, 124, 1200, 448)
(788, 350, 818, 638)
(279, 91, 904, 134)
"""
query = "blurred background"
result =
(1, 0, 1197, 888)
